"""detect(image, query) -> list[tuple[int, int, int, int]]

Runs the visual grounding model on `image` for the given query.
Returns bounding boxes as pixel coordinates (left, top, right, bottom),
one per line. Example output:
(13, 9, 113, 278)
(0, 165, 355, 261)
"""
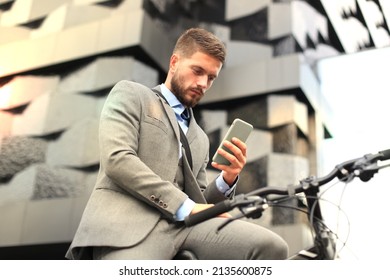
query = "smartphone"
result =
(212, 118, 253, 165)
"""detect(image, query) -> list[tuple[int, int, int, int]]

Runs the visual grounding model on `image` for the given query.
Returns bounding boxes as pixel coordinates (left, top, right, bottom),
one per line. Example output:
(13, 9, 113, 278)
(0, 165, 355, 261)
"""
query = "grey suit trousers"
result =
(93, 217, 288, 260)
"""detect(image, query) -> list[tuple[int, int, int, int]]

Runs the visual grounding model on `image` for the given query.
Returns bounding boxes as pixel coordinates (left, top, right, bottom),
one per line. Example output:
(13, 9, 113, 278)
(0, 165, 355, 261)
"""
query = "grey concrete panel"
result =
(12, 92, 101, 136)
(199, 110, 228, 134)
(272, 123, 299, 154)
(238, 152, 309, 194)
(0, 8, 152, 77)
(246, 128, 273, 163)
(0, 165, 38, 206)
(0, 0, 66, 27)
(32, 164, 87, 199)
(199, 23, 231, 46)
(267, 152, 309, 188)
(0, 111, 13, 137)
(58, 57, 158, 93)
(0, 136, 47, 180)
(268, 95, 308, 135)
(31, 2, 111, 39)
(226, 96, 268, 129)
(0, 34, 58, 77)
(53, 21, 101, 63)
(0, 201, 27, 246)
(96, 12, 128, 53)
(268, 2, 291, 40)
(136, 9, 174, 71)
(46, 118, 99, 167)
(226, 94, 308, 139)
(273, 35, 297, 57)
(225, 40, 272, 67)
(0, 26, 30, 44)
(21, 197, 73, 245)
(200, 55, 302, 104)
(236, 156, 267, 194)
(0, 75, 59, 110)
(225, 0, 270, 21)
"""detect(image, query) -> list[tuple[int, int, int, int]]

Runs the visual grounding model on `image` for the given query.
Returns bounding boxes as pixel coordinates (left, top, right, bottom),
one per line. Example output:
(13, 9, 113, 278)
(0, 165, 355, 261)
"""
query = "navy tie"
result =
(181, 108, 190, 121)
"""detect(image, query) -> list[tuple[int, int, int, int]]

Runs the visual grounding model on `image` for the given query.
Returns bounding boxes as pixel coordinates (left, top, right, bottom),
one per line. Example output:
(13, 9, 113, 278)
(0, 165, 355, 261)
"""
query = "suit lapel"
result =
(152, 86, 181, 142)
(182, 149, 207, 203)
(186, 108, 197, 145)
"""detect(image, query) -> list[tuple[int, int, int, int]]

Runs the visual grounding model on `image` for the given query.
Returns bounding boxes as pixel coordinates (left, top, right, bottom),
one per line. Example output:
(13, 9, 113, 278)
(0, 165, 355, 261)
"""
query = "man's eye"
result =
(193, 69, 202, 75)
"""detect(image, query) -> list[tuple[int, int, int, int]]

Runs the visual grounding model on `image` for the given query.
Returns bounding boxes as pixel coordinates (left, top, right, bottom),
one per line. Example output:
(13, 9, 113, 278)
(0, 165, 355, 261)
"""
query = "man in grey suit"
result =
(66, 28, 288, 260)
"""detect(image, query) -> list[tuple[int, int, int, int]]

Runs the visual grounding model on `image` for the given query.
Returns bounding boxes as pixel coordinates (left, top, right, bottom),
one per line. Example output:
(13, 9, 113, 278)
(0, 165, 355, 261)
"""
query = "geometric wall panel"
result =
(200, 54, 304, 104)
(272, 123, 309, 157)
(0, 165, 38, 206)
(225, 0, 270, 21)
(0, 110, 13, 137)
(0, 26, 30, 44)
(58, 56, 158, 93)
(32, 164, 92, 199)
(0, 2, 163, 77)
(30, 3, 111, 39)
(0, 75, 59, 110)
(225, 40, 272, 67)
(11, 92, 102, 136)
(0, 0, 66, 27)
(0, 163, 95, 204)
(46, 118, 99, 168)
(237, 152, 309, 195)
(0, 136, 47, 181)
(226, 94, 308, 135)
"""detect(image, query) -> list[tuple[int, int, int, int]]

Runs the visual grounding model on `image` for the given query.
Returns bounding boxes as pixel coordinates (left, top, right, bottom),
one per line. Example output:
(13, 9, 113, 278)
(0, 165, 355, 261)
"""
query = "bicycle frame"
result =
(185, 148, 390, 260)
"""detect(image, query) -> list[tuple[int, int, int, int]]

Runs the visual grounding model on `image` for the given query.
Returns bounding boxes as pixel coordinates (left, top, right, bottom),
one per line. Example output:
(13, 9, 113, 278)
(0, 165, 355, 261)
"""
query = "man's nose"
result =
(197, 75, 208, 89)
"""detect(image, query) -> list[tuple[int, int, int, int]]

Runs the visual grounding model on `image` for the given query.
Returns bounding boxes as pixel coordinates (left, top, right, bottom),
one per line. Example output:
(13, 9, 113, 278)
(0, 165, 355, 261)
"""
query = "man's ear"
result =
(169, 54, 179, 73)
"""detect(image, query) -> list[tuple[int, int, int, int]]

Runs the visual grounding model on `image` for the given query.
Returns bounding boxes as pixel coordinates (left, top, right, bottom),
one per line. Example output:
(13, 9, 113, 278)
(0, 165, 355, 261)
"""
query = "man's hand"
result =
(190, 203, 232, 218)
(211, 137, 247, 186)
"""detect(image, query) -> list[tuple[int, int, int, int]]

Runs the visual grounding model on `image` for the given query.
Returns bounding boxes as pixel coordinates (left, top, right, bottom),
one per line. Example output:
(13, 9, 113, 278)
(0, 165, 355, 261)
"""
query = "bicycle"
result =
(182, 148, 390, 260)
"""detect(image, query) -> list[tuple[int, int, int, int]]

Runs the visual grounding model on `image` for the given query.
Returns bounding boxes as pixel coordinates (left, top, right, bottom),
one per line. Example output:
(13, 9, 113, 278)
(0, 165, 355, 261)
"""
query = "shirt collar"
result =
(160, 83, 186, 114)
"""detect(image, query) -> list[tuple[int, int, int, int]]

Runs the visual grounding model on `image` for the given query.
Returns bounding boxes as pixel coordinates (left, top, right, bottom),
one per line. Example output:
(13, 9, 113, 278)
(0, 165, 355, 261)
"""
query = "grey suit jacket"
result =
(66, 81, 229, 259)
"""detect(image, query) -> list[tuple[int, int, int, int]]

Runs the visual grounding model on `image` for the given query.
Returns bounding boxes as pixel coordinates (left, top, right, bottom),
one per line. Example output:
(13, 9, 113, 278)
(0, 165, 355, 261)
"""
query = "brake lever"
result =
(355, 162, 379, 182)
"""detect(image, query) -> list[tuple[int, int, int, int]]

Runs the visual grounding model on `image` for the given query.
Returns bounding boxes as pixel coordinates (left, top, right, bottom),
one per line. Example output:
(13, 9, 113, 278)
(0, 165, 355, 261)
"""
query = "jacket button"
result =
(158, 200, 164, 206)
(150, 195, 156, 201)
(163, 203, 168, 208)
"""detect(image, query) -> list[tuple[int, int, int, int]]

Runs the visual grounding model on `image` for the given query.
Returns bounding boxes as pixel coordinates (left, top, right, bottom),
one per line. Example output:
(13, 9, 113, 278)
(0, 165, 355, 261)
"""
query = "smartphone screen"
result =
(212, 118, 253, 165)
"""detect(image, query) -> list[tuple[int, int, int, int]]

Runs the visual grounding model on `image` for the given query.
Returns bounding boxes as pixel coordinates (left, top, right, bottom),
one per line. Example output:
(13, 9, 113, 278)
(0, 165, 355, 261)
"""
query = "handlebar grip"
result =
(379, 149, 390, 161)
(184, 200, 232, 227)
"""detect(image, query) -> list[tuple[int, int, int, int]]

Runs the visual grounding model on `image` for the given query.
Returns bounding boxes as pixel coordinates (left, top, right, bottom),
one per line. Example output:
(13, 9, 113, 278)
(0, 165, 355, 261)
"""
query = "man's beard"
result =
(171, 74, 202, 108)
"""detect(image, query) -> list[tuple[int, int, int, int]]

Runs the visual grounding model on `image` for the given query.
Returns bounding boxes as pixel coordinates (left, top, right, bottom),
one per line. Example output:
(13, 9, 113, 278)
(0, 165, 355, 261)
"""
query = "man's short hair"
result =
(173, 27, 226, 64)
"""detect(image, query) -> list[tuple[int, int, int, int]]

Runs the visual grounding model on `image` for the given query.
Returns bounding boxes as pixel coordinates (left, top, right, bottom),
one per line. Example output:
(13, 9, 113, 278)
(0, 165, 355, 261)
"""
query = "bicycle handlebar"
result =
(378, 149, 390, 161)
(184, 200, 233, 226)
(184, 148, 390, 227)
